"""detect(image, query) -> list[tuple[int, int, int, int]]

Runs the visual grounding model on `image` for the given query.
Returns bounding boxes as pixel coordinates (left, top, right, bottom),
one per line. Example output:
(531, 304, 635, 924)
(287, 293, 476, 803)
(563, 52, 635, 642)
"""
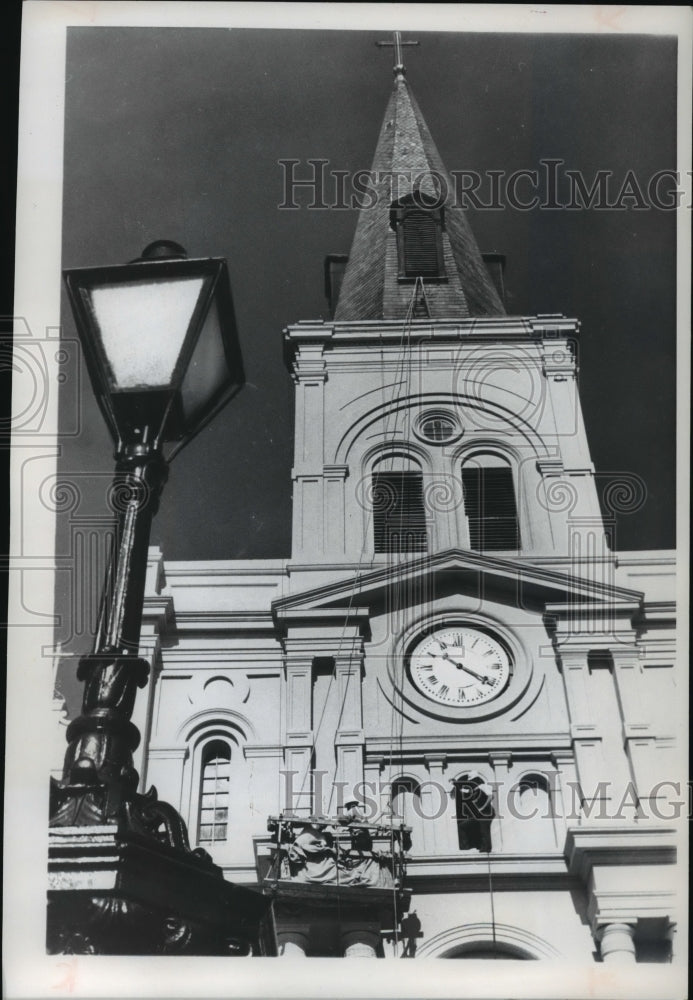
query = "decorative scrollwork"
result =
(49, 776, 108, 827)
(107, 476, 153, 513)
(121, 786, 215, 864)
(355, 473, 399, 513)
(39, 476, 81, 514)
(423, 476, 463, 513)
(536, 477, 579, 514)
(599, 473, 647, 515)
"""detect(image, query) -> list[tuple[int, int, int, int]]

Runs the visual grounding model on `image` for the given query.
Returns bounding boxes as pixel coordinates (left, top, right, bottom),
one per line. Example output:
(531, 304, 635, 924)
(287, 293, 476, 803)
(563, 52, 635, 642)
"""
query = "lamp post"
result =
(48, 241, 274, 955)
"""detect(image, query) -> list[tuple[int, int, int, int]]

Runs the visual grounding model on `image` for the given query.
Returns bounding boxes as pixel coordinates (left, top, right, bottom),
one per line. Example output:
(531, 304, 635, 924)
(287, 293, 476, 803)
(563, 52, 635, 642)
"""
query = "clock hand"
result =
(436, 646, 492, 685)
(449, 658, 494, 685)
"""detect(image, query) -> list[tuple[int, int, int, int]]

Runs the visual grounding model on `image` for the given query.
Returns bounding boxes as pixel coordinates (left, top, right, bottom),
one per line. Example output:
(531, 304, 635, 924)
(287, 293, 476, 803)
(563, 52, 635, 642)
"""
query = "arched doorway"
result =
(417, 922, 562, 960)
(442, 942, 534, 960)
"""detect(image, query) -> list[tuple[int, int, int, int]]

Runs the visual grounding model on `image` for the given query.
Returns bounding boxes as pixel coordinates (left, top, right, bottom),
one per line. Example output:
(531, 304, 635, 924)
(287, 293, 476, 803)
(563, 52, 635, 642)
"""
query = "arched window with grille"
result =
(197, 739, 231, 844)
(390, 193, 446, 281)
(461, 453, 520, 551)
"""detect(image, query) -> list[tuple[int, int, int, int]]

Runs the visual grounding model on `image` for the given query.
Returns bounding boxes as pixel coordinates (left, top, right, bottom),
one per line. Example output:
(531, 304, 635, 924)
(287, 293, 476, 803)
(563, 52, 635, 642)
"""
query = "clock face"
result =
(409, 626, 511, 706)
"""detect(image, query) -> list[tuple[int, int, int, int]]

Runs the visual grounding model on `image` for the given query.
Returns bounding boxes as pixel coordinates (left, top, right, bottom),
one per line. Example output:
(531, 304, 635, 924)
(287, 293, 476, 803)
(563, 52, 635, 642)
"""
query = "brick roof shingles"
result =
(334, 74, 505, 322)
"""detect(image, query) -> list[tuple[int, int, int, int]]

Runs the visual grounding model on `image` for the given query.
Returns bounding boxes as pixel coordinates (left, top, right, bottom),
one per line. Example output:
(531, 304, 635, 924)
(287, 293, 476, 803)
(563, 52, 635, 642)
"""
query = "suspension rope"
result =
(487, 850, 497, 958)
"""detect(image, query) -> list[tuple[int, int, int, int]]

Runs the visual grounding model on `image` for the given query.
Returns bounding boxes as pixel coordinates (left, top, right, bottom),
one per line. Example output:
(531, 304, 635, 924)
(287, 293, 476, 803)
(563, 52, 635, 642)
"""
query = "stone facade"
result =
(53, 63, 682, 963)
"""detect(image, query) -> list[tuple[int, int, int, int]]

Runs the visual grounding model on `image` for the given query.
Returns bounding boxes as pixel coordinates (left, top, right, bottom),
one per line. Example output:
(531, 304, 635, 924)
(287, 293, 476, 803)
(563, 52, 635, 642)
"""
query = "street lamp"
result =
(48, 242, 273, 955)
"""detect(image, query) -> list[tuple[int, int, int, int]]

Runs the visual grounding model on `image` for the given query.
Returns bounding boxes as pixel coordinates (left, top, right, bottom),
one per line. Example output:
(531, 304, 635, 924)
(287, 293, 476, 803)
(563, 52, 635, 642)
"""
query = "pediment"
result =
(272, 549, 643, 625)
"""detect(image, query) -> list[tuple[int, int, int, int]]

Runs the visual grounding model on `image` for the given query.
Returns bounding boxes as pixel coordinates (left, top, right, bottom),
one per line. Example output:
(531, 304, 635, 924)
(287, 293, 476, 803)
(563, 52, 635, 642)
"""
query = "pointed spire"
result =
(334, 66, 505, 322)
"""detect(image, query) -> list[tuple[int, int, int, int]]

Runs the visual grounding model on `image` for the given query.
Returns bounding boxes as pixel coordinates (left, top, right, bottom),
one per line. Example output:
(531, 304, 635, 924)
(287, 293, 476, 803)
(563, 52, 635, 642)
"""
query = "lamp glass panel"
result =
(87, 276, 205, 389)
(179, 300, 230, 422)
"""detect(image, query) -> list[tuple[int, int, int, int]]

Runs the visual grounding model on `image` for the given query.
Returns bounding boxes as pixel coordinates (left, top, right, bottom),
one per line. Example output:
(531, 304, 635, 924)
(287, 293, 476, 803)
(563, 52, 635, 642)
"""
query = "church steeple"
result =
(334, 50, 505, 321)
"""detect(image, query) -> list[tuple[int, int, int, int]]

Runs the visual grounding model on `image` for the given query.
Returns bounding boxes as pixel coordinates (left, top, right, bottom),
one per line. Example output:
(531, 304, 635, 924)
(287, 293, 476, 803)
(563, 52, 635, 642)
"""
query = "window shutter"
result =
(372, 471, 427, 554)
(461, 465, 520, 551)
(402, 210, 441, 278)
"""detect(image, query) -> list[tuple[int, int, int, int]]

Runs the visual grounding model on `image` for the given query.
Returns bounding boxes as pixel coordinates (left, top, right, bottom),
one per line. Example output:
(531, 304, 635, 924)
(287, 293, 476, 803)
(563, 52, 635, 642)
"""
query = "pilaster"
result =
(557, 647, 608, 817)
(291, 341, 328, 561)
(145, 746, 189, 814)
(282, 646, 314, 815)
(609, 646, 661, 813)
(488, 751, 512, 852)
(423, 755, 454, 853)
(323, 464, 349, 558)
(334, 647, 366, 803)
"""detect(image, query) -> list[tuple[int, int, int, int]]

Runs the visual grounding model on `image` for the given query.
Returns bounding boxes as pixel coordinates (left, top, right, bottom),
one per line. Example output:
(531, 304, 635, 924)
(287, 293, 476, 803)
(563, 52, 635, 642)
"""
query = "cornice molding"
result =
(274, 548, 644, 618)
(564, 824, 677, 882)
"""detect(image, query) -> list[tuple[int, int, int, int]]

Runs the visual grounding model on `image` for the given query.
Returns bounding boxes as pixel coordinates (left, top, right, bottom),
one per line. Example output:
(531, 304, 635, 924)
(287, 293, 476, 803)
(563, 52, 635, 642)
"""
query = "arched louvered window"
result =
(198, 739, 231, 843)
(390, 193, 445, 281)
(372, 456, 428, 554)
(461, 453, 520, 551)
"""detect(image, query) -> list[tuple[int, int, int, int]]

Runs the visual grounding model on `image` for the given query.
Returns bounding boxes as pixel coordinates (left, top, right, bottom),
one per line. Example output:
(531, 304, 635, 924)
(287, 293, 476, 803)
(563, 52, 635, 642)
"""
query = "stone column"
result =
(599, 922, 636, 964)
(278, 928, 310, 956)
(342, 928, 380, 957)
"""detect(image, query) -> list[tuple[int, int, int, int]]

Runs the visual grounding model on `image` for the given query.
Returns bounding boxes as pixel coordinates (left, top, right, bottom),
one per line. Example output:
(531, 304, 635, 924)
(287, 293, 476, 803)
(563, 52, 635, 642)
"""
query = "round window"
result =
(416, 411, 461, 444)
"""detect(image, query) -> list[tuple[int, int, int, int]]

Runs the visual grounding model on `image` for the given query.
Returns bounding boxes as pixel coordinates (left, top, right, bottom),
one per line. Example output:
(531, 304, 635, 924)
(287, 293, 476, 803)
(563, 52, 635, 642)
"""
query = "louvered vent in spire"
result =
(334, 71, 505, 322)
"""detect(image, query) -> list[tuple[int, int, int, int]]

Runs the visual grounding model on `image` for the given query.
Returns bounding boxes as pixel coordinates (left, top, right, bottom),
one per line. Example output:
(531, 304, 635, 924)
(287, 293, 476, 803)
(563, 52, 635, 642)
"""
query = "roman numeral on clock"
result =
(439, 684, 449, 698)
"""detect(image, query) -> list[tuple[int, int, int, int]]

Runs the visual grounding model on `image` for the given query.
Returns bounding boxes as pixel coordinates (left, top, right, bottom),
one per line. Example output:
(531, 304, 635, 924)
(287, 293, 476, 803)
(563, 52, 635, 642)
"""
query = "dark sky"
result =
(59, 28, 677, 591)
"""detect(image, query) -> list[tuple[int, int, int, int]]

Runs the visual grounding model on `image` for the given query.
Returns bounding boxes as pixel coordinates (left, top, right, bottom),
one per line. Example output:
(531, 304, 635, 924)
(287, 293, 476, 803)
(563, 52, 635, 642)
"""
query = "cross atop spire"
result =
(375, 31, 420, 78)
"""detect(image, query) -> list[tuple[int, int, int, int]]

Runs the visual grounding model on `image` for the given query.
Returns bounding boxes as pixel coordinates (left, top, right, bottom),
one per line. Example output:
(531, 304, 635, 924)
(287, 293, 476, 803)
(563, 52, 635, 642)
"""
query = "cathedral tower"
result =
(289, 50, 607, 571)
